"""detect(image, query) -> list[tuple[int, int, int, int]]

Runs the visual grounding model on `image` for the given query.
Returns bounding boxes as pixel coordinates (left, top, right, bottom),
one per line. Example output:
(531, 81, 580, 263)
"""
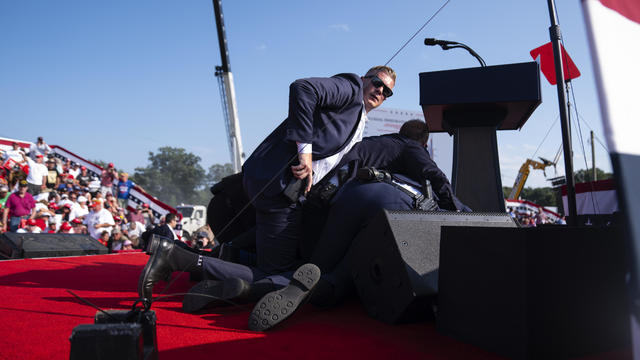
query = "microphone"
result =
(423, 38, 487, 67)
(424, 38, 458, 46)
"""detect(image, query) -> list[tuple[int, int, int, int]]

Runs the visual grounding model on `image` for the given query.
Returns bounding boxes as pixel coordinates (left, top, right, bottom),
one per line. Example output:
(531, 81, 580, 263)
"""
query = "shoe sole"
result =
(248, 264, 320, 331)
(182, 280, 224, 313)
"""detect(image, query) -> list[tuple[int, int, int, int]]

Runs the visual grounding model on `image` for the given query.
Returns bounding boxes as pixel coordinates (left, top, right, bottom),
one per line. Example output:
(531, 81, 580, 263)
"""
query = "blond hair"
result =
(365, 65, 396, 82)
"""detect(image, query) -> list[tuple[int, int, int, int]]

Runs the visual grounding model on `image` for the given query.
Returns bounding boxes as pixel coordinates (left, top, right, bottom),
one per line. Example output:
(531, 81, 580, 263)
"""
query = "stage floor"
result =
(0, 253, 629, 359)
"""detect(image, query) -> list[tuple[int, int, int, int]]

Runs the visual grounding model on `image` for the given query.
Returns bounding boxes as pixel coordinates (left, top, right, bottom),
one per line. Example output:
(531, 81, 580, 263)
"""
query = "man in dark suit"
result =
(138, 67, 396, 306)
(241, 66, 396, 276)
(247, 120, 471, 331)
(140, 213, 177, 251)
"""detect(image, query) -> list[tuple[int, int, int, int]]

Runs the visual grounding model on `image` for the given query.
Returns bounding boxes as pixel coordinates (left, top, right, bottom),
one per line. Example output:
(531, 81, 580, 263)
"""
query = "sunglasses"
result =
(365, 75, 393, 98)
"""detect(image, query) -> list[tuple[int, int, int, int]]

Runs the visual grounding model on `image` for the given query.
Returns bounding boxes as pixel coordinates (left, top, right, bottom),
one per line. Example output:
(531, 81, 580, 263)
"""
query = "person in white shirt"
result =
(2, 142, 26, 163)
(23, 154, 48, 195)
(68, 163, 80, 180)
(29, 136, 52, 160)
(84, 200, 115, 240)
(70, 196, 89, 221)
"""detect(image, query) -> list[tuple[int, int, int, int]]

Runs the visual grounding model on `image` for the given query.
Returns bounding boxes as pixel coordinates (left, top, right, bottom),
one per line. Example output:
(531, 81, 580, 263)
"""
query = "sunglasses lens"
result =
(370, 76, 392, 98)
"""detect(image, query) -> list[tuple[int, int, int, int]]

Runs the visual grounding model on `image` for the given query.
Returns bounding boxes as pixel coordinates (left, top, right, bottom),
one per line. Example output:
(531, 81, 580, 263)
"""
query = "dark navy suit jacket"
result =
(332, 133, 468, 211)
(242, 73, 364, 201)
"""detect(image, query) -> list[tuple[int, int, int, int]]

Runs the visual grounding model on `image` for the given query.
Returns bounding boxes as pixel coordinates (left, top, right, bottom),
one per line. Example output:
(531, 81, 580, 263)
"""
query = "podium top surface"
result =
(419, 61, 541, 132)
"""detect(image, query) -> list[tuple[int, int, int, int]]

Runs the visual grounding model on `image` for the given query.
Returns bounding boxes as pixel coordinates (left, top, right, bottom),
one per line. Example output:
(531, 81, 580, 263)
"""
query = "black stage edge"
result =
(0, 233, 108, 259)
(437, 225, 629, 359)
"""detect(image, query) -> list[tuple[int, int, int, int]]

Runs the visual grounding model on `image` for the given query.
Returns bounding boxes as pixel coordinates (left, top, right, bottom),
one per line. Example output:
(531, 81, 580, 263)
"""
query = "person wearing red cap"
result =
(58, 222, 73, 234)
(22, 153, 47, 195)
(77, 166, 92, 187)
(100, 163, 117, 196)
(16, 218, 41, 233)
(2, 180, 35, 232)
(71, 218, 86, 234)
(140, 203, 155, 228)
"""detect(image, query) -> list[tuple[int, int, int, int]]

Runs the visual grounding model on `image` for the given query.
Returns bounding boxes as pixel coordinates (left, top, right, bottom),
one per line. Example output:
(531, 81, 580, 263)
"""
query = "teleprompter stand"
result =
(420, 62, 541, 212)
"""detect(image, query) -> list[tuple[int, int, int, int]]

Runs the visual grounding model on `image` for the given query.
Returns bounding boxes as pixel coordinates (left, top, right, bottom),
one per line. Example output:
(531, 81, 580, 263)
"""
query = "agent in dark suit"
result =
(138, 67, 396, 307)
(247, 120, 471, 331)
(332, 119, 468, 212)
(140, 213, 177, 251)
(241, 66, 396, 275)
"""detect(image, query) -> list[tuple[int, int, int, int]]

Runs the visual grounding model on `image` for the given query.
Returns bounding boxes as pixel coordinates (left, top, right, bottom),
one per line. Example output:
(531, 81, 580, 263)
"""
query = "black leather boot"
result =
(182, 277, 276, 313)
(138, 235, 202, 304)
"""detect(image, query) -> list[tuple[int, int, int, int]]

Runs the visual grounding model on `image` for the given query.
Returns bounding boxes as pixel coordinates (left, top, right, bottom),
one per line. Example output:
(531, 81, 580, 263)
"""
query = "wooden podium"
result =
(420, 62, 541, 212)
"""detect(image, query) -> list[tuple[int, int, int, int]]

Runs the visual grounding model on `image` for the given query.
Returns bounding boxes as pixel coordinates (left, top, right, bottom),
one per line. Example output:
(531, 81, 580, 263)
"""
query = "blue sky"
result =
(0, 0, 608, 189)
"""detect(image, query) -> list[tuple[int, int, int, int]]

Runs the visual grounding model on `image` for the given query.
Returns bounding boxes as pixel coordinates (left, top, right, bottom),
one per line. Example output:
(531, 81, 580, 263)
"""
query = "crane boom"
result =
(508, 158, 556, 200)
(212, 0, 244, 173)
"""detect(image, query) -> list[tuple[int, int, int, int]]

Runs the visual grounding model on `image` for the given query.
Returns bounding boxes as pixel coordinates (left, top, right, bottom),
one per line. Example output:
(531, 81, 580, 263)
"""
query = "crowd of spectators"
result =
(0, 137, 168, 252)
(507, 206, 566, 226)
(1, 136, 216, 254)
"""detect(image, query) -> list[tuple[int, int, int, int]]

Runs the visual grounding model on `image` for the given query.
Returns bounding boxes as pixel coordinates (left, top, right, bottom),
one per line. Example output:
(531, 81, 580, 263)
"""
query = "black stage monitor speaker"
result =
(0, 233, 108, 259)
(350, 210, 518, 324)
(437, 226, 629, 359)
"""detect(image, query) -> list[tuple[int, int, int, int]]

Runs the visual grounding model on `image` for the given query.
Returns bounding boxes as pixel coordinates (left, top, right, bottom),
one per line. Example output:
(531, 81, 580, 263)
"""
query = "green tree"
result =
(520, 187, 556, 206)
(206, 163, 235, 187)
(132, 147, 206, 206)
(504, 186, 559, 207)
(574, 167, 613, 183)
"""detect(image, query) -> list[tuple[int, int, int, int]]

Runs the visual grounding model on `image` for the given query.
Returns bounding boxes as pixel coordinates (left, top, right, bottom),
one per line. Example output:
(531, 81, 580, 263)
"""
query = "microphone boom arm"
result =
(440, 43, 486, 67)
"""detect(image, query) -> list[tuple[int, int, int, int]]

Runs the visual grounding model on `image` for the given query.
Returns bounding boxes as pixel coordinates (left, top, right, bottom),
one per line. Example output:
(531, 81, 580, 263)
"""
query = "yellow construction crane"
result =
(508, 157, 557, 200)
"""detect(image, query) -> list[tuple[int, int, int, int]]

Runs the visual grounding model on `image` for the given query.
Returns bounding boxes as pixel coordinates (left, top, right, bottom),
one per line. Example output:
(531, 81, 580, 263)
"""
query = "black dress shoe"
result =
(182, 280, 224, 313)
(248, 263, 320, 331)
(183, 278, 275, 313)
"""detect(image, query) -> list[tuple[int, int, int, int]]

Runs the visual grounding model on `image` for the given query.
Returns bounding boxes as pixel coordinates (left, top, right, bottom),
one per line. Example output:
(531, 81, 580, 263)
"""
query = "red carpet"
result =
(0, 253, 629, 359)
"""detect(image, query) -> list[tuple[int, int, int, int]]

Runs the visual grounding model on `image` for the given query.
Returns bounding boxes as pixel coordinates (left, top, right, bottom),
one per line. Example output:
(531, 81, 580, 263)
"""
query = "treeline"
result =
(122, 147, 235, 207)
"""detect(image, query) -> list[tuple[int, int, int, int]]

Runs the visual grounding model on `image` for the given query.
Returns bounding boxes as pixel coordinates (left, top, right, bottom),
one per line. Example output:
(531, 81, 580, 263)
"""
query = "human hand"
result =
(291, 152, 312, 193)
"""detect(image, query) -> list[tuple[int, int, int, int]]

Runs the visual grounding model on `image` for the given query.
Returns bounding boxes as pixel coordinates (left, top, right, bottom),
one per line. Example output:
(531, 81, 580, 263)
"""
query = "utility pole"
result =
(591, 130, 596, 181)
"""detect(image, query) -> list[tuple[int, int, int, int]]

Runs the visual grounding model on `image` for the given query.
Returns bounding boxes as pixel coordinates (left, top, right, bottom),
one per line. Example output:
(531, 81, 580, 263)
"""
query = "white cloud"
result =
(256, 44, 267, 51)
(329, 24, 350, 32)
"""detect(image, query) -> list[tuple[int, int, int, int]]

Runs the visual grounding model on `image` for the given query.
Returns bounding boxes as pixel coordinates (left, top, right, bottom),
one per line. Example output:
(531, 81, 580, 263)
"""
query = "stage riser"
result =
(0, 233, 108, 259)
(437, 226, 630, 359)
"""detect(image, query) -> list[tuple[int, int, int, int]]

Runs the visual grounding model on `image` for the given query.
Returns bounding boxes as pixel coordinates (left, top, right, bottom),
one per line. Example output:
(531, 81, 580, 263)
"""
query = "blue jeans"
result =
(9, 216, 28, 232)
